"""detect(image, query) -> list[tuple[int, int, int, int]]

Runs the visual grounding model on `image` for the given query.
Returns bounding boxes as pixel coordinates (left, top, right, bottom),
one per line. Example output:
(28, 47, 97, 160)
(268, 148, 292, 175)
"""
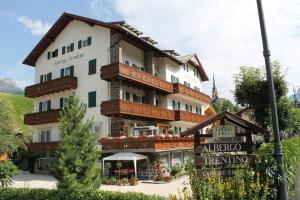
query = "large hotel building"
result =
(23, 13, 215, 175)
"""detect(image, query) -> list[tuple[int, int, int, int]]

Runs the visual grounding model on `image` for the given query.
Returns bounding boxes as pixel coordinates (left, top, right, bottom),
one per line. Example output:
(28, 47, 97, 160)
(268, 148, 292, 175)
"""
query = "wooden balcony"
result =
(25, 76, 77, 98)
(101, 62, 173, 94)
(101, 99, 175, 121)
(27, 142, 59, 152)
(175, 110, 208, 123)
(24, 109, 61, 125)
(173, 83, 211, 104)
(100, 136, 194, 152)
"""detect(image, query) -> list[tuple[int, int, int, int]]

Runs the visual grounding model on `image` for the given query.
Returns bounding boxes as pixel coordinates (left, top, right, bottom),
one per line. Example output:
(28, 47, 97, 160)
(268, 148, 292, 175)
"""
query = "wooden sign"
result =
(212, 125, 235, 138)
(195, 142, 254, 153)
(197, 168, 236, 178)
(200, 136, 246, 144)
(195, 154, 255, 166)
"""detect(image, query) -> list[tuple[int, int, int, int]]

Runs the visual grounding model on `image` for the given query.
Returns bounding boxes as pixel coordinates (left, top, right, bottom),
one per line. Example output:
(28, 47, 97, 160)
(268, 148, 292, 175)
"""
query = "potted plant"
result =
(116, 161, 123, 179)
(130, 177, 139, 186)
(105, 162, 112, 177)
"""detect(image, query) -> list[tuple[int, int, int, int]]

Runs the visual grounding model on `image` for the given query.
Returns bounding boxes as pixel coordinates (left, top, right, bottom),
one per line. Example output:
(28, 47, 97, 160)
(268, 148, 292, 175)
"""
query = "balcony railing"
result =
(27, 142, 59, 152)
(101, 62, 174, 94)
(100, 136, 194, 152)
(175, 110, 208, 123)
(173, 83, 211, 104)
(25, 76, 77, 98)
(101, 99, 176, 121)
(24, 109, 61, 125)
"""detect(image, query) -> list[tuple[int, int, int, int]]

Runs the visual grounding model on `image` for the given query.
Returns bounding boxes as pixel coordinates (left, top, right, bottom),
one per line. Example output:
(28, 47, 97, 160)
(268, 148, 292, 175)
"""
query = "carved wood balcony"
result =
(175, 110, 208, 123)
(100, 136, 194, 152)
(27, 142, 59, 152)
(173, 83, 211, 104)
(101, 62, 173, 94)
(101, 99, 176, 121)
(24, 109, 61, 125)
(25, 76, 77, 98)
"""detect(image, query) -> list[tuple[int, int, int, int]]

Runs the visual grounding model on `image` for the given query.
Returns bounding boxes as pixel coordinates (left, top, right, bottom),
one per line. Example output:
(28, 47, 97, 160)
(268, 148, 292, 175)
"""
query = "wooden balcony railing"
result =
(101, 99, 176, 121)
(25, 76, 77, 98)
(175, 110, 208, 123)
(24, 109, 61, 125)
(27, 142, 59, 152)
(100, 137, 194, 152)
(101, 62, 174, 94)
(173, 83, 211, 104)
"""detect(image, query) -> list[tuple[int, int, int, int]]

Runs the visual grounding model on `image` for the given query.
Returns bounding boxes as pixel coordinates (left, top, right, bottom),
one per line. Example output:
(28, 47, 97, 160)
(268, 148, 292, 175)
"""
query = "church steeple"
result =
(212, 74, 219, 102)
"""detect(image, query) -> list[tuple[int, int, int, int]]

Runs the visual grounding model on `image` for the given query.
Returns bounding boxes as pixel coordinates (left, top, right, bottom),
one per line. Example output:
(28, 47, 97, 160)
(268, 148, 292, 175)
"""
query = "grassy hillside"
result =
(0, 93, 33, 139)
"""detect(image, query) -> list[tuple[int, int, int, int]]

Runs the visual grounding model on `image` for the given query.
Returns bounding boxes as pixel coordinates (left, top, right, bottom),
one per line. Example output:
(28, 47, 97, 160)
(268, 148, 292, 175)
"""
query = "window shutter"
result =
(60, 98, 64, 109)
(190, 105, 192, 112)
(47, 100, 51, 111)
(47, 52, 51, 59)
(47, 73, 52, 81)
(88, 59, 96, 75)
(55, 49, 58, 57)
(46, 132, 50, 142)
(78, 40, 82, 49)
(40, 75, 43, 83)
(61, 68, 64, 77)
(70, 66, 74, 76)
(185, 104, 188, 111)
(141, 96, 146, 104)
(62, 46, 65, 54)
(70, 43, 74, 51)
(126, 92, 130, 100)
(177, 102, 181, 110)
(87, 36, 92, 46)
(39, 102, 43, 112)
(88, 91, 96, 108)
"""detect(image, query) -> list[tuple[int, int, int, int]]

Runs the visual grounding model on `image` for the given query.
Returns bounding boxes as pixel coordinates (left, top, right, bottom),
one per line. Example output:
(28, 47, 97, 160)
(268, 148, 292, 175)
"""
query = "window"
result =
(190, 105, 193, 112)
(60, 97, 68, 109)
(47, 52, 51, 60)
(92, 123, 102, 139)
(155, 99, 159, 106)
(122, 91, 130, 100)
(67, 43, 74, 52)
(39, 100, 51, 112)
(40, 72, 52, 83)
(179, 127, 182, 133)
(51, 49, 58, 58)
(184, 81, 190, 88)
(89, 59, 97, 75)
(38, 128, 51, 143)
(124, 60, 130, 65)
(183, 64, 186, 71)
(61, 66, 74, 77)
(132, 94, 144, 103)
(83, 36, 92, 47)
(177, 102, 181, 110)
(194, 86, 200, 92)
(185, 104, 189, 111)
(193, 68, 196, 76)
(171, 75, 179, 83)
(88, 91, 96, 108)
(132, 63, 138, 69)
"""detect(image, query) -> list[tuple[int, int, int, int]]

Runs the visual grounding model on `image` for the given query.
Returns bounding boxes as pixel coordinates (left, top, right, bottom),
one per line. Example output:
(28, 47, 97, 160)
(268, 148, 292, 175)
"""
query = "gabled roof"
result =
(181, 111, 268, 136)
(23, 12, 184, 67)
(178, 53, 209, 81)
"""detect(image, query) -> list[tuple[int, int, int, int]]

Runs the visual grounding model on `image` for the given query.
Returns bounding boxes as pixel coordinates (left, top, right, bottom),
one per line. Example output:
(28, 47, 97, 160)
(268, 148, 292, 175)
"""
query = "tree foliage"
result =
(0, 161, 18, 187)
(0, 95, 24, 154)
(55, 94, 100, 190)
(212, 99, 239, 113)
(233, 61, 300, 134)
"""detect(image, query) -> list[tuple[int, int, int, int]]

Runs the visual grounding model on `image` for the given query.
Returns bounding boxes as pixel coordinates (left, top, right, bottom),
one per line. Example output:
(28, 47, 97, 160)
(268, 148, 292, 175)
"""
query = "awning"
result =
(103, 152, 148, 161)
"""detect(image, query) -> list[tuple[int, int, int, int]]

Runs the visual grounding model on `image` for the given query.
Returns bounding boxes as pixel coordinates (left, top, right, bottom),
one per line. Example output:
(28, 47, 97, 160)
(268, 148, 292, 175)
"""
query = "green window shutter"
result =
(60, 98, 64, 109)
(47, 73, 52, 81)
(78, 40, 82, 49)
(39, 102, 43, 112)
(40, 75, 43, 83)
(70, 43, 74, 51)
(62, 46, 65, 54)
(61, 68, 64, 77)
(88, 59, 96, 75)
(47, 52, 51, 59)
(88, 91, 96, 108)
(47, 100, 51, 111)
(87, 36, 92, 46)
(70, 66, 74, 76)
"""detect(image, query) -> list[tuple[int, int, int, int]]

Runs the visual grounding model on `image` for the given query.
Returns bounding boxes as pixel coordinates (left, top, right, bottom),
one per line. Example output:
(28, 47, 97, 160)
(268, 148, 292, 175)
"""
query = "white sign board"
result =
(212, 125, 235, 138)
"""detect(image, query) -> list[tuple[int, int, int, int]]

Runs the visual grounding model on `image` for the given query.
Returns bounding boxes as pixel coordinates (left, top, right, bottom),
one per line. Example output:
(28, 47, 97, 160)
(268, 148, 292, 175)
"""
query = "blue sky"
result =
(1, 0, 300, 99)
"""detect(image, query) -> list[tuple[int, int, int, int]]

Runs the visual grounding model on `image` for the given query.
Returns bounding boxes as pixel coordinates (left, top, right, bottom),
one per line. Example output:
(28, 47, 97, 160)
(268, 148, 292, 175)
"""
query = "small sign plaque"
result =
(212, 125, 235, 138)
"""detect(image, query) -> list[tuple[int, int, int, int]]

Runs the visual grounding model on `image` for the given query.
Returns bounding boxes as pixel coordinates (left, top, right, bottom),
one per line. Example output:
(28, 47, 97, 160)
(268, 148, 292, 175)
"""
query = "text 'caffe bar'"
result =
(181, 111, 268, 178)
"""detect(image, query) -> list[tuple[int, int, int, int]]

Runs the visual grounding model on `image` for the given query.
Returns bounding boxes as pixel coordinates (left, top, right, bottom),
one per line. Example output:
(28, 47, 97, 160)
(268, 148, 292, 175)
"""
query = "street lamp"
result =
(256, 0, 289, 199)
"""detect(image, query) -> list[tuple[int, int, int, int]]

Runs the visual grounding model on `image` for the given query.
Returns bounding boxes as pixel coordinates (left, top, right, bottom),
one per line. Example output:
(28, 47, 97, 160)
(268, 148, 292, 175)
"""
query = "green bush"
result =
(0, 160, 18, 187)
(0, 188, 163, 200)
(170, 164, 181, 177)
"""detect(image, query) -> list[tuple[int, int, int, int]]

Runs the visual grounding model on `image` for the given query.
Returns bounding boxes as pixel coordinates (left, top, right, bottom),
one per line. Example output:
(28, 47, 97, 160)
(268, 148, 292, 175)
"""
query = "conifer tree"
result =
(55, 94, 100, 190)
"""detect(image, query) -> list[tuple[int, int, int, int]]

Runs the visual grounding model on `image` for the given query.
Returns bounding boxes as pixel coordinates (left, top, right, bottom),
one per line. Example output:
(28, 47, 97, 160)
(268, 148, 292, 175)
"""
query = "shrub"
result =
(0, 188, 163, 200)
(170, 164, 182, 177)
(0, 160, 18, 187)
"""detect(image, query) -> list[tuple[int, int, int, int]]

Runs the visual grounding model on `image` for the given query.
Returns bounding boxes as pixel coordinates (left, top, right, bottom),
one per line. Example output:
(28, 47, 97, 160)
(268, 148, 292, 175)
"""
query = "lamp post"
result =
(256, 0, 289, 199)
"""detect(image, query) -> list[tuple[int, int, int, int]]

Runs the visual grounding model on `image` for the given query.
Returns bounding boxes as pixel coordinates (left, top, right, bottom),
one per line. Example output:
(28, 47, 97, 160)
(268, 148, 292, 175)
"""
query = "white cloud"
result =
(103, 0, 300, 100)
(90, 0, 116, 20)
(17, 16, 51, 36)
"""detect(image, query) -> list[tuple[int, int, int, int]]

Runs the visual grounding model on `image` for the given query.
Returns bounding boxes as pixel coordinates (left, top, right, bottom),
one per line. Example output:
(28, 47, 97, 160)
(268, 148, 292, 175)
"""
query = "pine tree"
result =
(55, 94, 100, 190)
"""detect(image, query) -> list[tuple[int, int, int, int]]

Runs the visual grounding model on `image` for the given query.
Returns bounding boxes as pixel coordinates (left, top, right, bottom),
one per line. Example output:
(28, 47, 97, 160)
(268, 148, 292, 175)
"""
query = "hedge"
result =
(0, 188, 163, 200)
